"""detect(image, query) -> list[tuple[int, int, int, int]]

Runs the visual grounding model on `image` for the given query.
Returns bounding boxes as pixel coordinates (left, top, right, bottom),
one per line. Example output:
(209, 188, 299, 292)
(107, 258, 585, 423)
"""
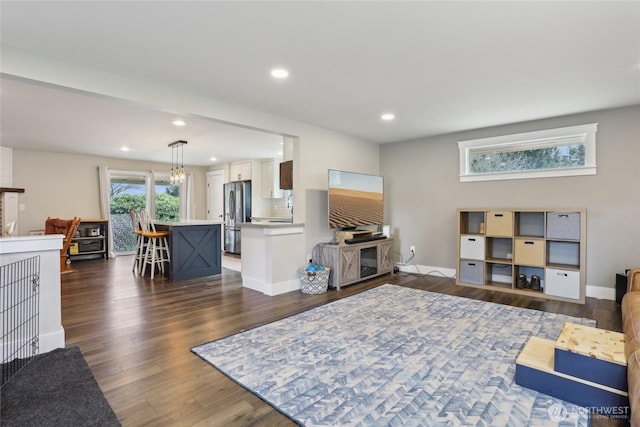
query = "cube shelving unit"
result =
(457, 208, 586, 303)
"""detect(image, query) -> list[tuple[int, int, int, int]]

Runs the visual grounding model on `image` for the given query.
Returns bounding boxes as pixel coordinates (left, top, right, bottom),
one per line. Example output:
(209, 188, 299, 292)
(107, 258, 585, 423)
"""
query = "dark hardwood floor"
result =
(61, 256, 624, 426)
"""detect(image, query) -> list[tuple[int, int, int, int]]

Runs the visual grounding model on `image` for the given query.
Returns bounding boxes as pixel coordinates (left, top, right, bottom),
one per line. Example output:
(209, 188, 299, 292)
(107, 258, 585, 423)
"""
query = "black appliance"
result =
(224, 180, 251, 254)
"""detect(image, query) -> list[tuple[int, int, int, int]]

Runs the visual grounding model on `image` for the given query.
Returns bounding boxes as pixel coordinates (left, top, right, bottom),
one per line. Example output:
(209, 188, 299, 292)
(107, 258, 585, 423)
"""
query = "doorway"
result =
(207, 170, 240, 271)
(206, 170, 225, 222)
(108, 170, 182, 255)
(110, 174, 147, 254)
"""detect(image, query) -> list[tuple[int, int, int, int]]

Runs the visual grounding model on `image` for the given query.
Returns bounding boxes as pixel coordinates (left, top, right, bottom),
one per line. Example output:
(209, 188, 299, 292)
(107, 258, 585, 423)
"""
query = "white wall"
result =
(0, 146, 13, 186)
(12, 149, 208, 234)
(381, 105, 640, 294)
(2, 49, 382, 260)
(297, 127, 381, 256)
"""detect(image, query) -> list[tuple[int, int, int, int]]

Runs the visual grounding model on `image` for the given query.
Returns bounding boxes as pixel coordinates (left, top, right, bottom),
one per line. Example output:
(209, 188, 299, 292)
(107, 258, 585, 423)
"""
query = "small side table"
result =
(617, 273, 628, 304)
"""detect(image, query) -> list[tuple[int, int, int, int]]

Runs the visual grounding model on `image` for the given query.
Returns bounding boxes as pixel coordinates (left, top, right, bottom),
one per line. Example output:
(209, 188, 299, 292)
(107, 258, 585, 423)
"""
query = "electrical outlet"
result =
(410, 245, 415, 253)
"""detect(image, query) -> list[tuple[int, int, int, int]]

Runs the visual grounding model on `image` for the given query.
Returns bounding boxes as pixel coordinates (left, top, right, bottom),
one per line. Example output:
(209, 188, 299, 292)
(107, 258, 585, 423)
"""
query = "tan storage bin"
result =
(514, 238, 545, 266)
(485, 211, 513, 237)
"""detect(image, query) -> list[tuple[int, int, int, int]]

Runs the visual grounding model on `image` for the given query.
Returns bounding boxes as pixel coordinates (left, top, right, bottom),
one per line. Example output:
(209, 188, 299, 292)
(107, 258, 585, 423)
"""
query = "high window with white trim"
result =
(458, 123, 598, 182)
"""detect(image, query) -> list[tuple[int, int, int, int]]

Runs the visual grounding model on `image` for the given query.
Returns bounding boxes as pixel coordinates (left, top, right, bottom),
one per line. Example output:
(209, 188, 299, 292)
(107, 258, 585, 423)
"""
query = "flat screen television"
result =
(328, 169, 384, 229)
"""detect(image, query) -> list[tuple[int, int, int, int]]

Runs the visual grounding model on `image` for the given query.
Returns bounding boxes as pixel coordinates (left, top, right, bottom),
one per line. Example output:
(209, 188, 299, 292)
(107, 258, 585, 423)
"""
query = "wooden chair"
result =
(129, 209, 147, 274)
(138, 209, 170, 279)
(4, 220, 16, 236)
(45, 217, 81, 274)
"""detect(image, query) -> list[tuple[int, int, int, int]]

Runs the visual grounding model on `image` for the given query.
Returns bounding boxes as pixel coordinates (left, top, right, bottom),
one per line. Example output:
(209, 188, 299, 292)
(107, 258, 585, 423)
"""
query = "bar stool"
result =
(138, 209, 170, 279)
(129, 209, 146, 274)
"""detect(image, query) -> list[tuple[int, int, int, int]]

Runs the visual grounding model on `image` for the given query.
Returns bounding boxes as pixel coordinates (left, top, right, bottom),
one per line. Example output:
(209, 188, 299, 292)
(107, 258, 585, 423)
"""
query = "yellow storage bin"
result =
(69, 242, 79, 255)
(514, 238, 545, 266)
(486, 211, 514, 237)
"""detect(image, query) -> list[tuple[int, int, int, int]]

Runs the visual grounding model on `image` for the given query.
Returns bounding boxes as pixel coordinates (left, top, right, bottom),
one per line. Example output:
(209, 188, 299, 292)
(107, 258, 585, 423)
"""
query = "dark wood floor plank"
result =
(60, 257, 623, 426)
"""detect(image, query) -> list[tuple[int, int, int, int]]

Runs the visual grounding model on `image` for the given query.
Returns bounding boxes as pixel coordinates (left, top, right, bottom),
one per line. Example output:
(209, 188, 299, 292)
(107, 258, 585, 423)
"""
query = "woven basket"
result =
(298, 267, 330, 294)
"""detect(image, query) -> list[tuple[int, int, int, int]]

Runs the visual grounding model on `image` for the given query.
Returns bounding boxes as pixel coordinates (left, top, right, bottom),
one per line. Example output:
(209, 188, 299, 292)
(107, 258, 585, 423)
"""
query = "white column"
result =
(240, 223, 305, 296)
(0, 235, 65, 357)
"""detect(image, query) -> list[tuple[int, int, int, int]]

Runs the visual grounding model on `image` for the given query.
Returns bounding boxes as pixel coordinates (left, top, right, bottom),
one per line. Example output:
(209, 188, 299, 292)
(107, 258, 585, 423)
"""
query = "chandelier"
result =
(169, 140, 187, 184)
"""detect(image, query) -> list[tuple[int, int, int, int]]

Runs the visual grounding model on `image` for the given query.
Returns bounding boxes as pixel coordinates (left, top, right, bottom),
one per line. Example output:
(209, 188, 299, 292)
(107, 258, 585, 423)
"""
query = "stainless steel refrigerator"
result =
(224, 180, 251, 254)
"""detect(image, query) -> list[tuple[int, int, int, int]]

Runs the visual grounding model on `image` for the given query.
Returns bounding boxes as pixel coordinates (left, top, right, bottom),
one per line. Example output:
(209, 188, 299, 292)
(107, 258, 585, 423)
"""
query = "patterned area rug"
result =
(192, 285, 596, 426)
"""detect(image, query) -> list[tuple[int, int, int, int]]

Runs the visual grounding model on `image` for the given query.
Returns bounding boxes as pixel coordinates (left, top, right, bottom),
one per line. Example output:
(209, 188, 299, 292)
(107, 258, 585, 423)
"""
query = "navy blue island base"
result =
(154, 220, 222, 281)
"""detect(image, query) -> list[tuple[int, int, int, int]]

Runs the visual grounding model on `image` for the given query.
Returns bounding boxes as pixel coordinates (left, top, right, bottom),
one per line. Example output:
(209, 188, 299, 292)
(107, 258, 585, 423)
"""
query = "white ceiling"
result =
(1, 1, 639, 166)
(0, 76, 285, 165)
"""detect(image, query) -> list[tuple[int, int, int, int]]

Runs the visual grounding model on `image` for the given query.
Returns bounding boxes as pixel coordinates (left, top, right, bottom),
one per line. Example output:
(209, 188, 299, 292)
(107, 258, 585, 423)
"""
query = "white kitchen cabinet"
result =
(229, 161, 252, 181)
(261, 159, 283, 199)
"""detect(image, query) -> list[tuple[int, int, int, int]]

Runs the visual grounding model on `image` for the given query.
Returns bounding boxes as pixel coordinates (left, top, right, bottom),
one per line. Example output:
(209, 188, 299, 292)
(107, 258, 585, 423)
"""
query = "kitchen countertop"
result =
(250, 216, 293, 223)
(154, 219, 223, 226)
(239, 222, 304, 228)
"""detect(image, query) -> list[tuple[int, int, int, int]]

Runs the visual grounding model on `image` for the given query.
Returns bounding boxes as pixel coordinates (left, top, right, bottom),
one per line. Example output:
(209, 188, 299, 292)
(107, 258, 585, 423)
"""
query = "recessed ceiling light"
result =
(209, 157, 217, 162)
(271, 68, 289, 79)
(120, 146, 130, 152)
(172, 119, 186, 127)
(381, 113, 395, 121)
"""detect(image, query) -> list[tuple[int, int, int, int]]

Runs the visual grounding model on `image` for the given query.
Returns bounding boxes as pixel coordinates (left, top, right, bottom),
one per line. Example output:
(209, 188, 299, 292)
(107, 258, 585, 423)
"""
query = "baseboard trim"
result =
(586, 285, 615, 301)
(242, 275, 299, 296)
(267, 279, 300, 296)
(398, 264, 616, 301)
(241, 276, 265, 294)
(1, 328, 65, 361)
(39, 328, 66, 354)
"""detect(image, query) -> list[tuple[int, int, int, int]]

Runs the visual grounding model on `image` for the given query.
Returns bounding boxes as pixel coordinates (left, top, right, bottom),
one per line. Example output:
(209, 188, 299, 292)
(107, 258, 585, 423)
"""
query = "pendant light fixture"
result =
(169, 140, 187, 184)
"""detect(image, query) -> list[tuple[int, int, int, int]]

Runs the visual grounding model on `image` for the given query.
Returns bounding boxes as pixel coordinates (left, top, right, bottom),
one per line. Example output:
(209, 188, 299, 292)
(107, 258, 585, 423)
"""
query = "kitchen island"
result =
(154, 220, 223, 281)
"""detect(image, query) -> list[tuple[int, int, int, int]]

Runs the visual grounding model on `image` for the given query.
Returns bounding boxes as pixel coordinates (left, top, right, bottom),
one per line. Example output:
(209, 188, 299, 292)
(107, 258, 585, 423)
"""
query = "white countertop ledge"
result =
(239, 222, 304, 235)
(154, 220, 223, 226)
(250, 216, 293, 223)
(0, 234, 63, 254)
(239, 222, 304, 228)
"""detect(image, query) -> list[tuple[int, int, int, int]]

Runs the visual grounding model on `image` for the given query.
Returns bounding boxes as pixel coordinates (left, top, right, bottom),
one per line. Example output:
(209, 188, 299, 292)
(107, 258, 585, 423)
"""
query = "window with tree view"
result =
(109, 173, 181, 254)
(458, 123, 597, 182)
(154, 178, 180, 222)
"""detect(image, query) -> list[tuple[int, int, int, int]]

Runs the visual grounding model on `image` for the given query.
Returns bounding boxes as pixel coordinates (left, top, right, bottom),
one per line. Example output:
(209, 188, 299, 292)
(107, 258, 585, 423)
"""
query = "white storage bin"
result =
(545, 268, 580, 300)
(460, 235, 485, 260)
